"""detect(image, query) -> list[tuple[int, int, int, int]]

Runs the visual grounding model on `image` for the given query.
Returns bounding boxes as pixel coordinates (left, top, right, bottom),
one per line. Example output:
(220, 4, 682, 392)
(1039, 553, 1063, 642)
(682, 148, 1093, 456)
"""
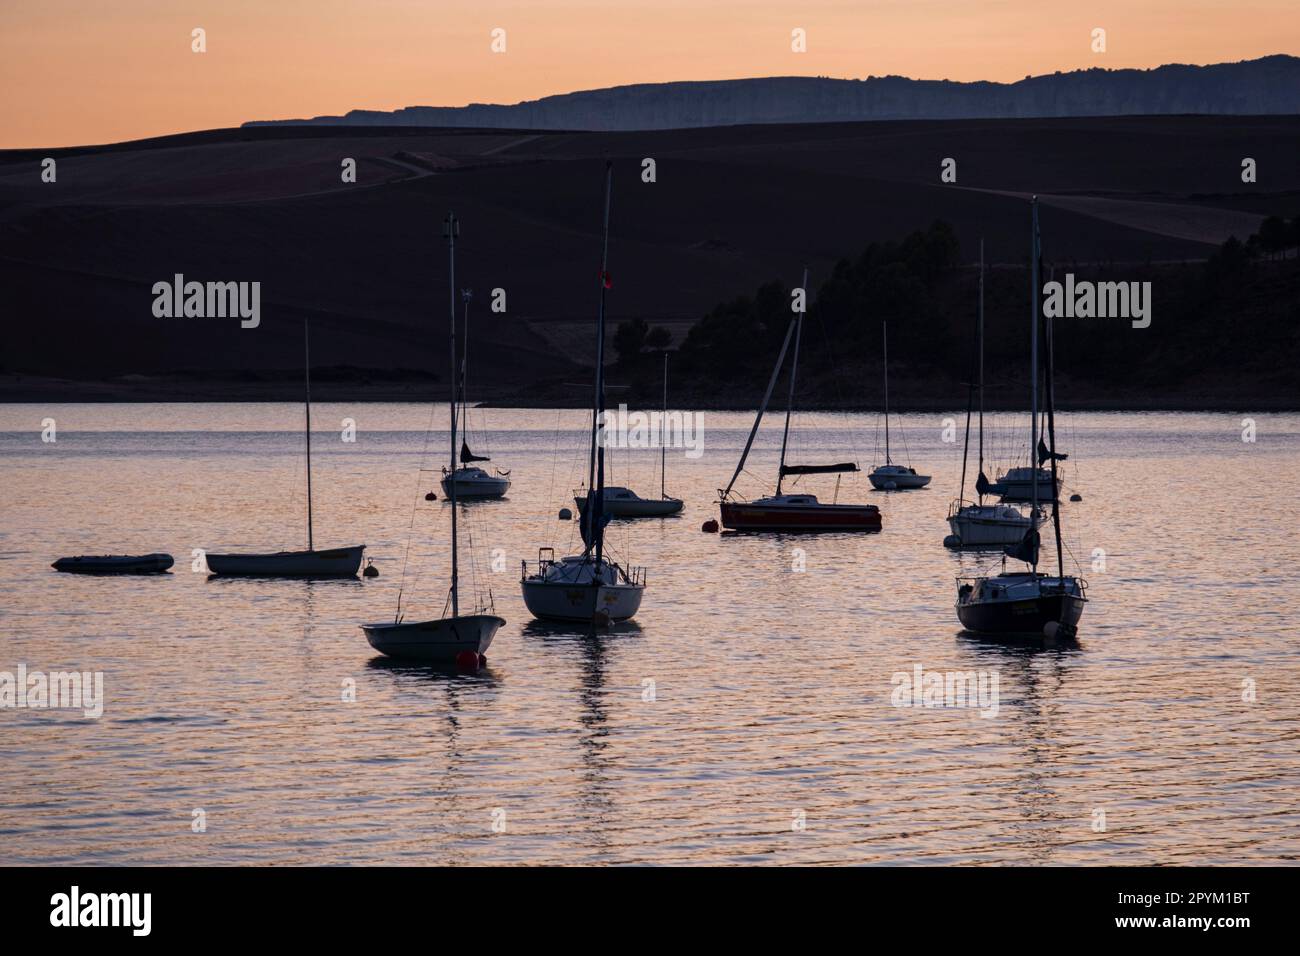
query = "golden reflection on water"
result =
(1, 405, 1297, 864)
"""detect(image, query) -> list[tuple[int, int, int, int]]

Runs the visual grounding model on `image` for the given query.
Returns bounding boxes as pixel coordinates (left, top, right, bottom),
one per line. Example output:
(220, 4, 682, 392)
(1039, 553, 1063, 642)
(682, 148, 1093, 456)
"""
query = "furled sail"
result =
(778, 462, 859, 476)
(578, 489, 611, 550)
(460, 440, 490, 464)
(1004, 528, 1040, 564)
(975, 470, 992, 496)
(1036, 437, 1068, 464)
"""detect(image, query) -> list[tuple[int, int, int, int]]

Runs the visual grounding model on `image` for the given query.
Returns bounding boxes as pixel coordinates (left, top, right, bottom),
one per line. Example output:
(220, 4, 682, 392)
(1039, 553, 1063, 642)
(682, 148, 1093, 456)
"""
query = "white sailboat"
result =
(573, 353, 683, 518)
(956, 198, 1088, 640)
(868, 321, 930, 490)
(946, 240, 1034, 549)
(718, 268, 880, 532)
(362, 212, 505, 663)
(440, 288, 511, 500)
(206, 322, 365, 578)
(522, 162, 647, 623)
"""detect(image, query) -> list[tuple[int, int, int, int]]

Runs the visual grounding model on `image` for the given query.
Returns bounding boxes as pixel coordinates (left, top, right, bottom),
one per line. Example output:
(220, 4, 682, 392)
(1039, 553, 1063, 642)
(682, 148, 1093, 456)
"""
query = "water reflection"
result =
(521, 619, 643, 859)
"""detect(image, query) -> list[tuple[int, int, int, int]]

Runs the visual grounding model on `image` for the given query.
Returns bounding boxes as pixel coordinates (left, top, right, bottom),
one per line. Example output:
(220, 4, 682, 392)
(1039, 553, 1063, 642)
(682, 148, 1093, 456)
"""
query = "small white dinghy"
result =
(362, 212, 505, 665)
(53, 553, 174, 574)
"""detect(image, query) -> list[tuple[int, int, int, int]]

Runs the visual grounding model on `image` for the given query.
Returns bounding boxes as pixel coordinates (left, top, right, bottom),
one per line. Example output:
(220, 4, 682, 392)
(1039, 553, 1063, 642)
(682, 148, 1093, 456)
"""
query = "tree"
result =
(1258, 216, 1289, 260)
(645, 325, 673, 351)
(613, 318, 648, 364)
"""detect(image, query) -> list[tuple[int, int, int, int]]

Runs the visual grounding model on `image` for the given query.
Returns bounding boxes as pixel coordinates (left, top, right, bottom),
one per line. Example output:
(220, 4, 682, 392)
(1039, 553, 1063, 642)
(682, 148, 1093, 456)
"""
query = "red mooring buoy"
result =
(701, 519, 719, 533)
(455, 650, 480, 670)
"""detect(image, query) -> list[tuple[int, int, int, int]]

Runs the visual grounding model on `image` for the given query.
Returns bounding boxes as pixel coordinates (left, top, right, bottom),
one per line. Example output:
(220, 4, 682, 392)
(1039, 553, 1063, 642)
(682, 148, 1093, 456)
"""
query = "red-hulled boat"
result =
(716, 266, 881, 534)
(720, 493, 880, 532)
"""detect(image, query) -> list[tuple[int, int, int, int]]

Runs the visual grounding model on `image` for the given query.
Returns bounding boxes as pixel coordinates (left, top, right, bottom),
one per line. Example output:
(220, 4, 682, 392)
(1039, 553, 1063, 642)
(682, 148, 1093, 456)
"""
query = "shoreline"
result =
(0, 377, 1295, 412)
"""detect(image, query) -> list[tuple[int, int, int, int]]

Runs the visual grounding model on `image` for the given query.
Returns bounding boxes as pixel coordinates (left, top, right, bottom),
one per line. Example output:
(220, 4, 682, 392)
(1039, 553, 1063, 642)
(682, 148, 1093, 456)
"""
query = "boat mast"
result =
(459, 289, 472, 458)
(951, 243, 977, 504)
(445, 212, 460, 616)
(977, 239, 985, 497)
(1029, 198, 1040, 574)
(660, 352, 668, 499)
(590, 162, 613, 568)
(882, 321, 891, 465)
(1043, 263, 1066, 578)
(720, 315, 798, 499)
(775, 267, 808, 495)
(303, 319, 313, 552)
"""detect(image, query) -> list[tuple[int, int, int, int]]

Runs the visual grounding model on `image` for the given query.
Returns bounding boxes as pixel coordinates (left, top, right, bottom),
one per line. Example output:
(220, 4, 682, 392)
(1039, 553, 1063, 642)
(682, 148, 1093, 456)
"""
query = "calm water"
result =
(1, 404, 1297, 865)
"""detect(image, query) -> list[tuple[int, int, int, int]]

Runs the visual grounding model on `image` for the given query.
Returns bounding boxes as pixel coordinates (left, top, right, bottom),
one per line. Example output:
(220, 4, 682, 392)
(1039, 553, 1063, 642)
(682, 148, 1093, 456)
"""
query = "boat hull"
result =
(52, 553, 174, 574)
(957, 586, 1086, 638)
(574, 495, 683, 518)
(521, 579, 644, 622)
(440, 474, 510, 499)
(946, 511, 1032, 548)
(206, 545, 365, 578)
(868, 471, 931, 490)
(362, 614, 503, 662)
(990, 473, 1062, 503)
(719, 500, 880, 532)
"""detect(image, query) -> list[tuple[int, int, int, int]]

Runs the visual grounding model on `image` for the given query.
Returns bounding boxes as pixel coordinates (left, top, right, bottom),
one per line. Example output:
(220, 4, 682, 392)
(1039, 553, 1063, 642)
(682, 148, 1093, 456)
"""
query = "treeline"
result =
(609, 216, 1300, 407)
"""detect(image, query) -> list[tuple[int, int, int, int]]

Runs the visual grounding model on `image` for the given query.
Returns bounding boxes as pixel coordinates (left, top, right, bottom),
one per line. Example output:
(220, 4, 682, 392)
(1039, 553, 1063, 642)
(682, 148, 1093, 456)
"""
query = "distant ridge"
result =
(244, 56, 1300, 131)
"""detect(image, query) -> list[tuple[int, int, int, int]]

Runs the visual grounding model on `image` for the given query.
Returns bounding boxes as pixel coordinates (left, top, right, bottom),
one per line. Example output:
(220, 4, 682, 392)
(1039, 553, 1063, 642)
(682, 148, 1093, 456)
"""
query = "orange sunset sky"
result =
(1, 0, 1296, 148)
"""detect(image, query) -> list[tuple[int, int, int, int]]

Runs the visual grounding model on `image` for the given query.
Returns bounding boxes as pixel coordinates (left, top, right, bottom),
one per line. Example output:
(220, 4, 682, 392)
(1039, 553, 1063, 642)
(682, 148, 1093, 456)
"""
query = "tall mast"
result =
(882, 321, 891, 465)
(1044, 267, 1066, 578)
(459, 290, 472, 454)
(775, 267, 807, 495)
(304, 319, 313, 552)
(977, 238, 985, 493)
(445, 212, 460, 616)
(721, 315, 798, 499)
(660, 352, 668, 499)
(590, 161, 613, 567)
(1029, 198, 1040, 574)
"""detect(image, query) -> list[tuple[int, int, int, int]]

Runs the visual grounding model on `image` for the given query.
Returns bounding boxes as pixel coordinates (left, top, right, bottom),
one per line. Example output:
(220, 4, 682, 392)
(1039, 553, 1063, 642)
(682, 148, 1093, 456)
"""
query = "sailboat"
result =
(573, 353, 683, 518)
(946, 240, 1034, 549)
(718, 268, 880, 532)
(362, 212, 505, 662)
(986, 465, 1062, 503)
(868, 320, 930, 490)
(206, 322, 365, 578)
(521, 163, 647, 623)
(440, 288, 511, 500)
(956, 198, 1087, 639)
